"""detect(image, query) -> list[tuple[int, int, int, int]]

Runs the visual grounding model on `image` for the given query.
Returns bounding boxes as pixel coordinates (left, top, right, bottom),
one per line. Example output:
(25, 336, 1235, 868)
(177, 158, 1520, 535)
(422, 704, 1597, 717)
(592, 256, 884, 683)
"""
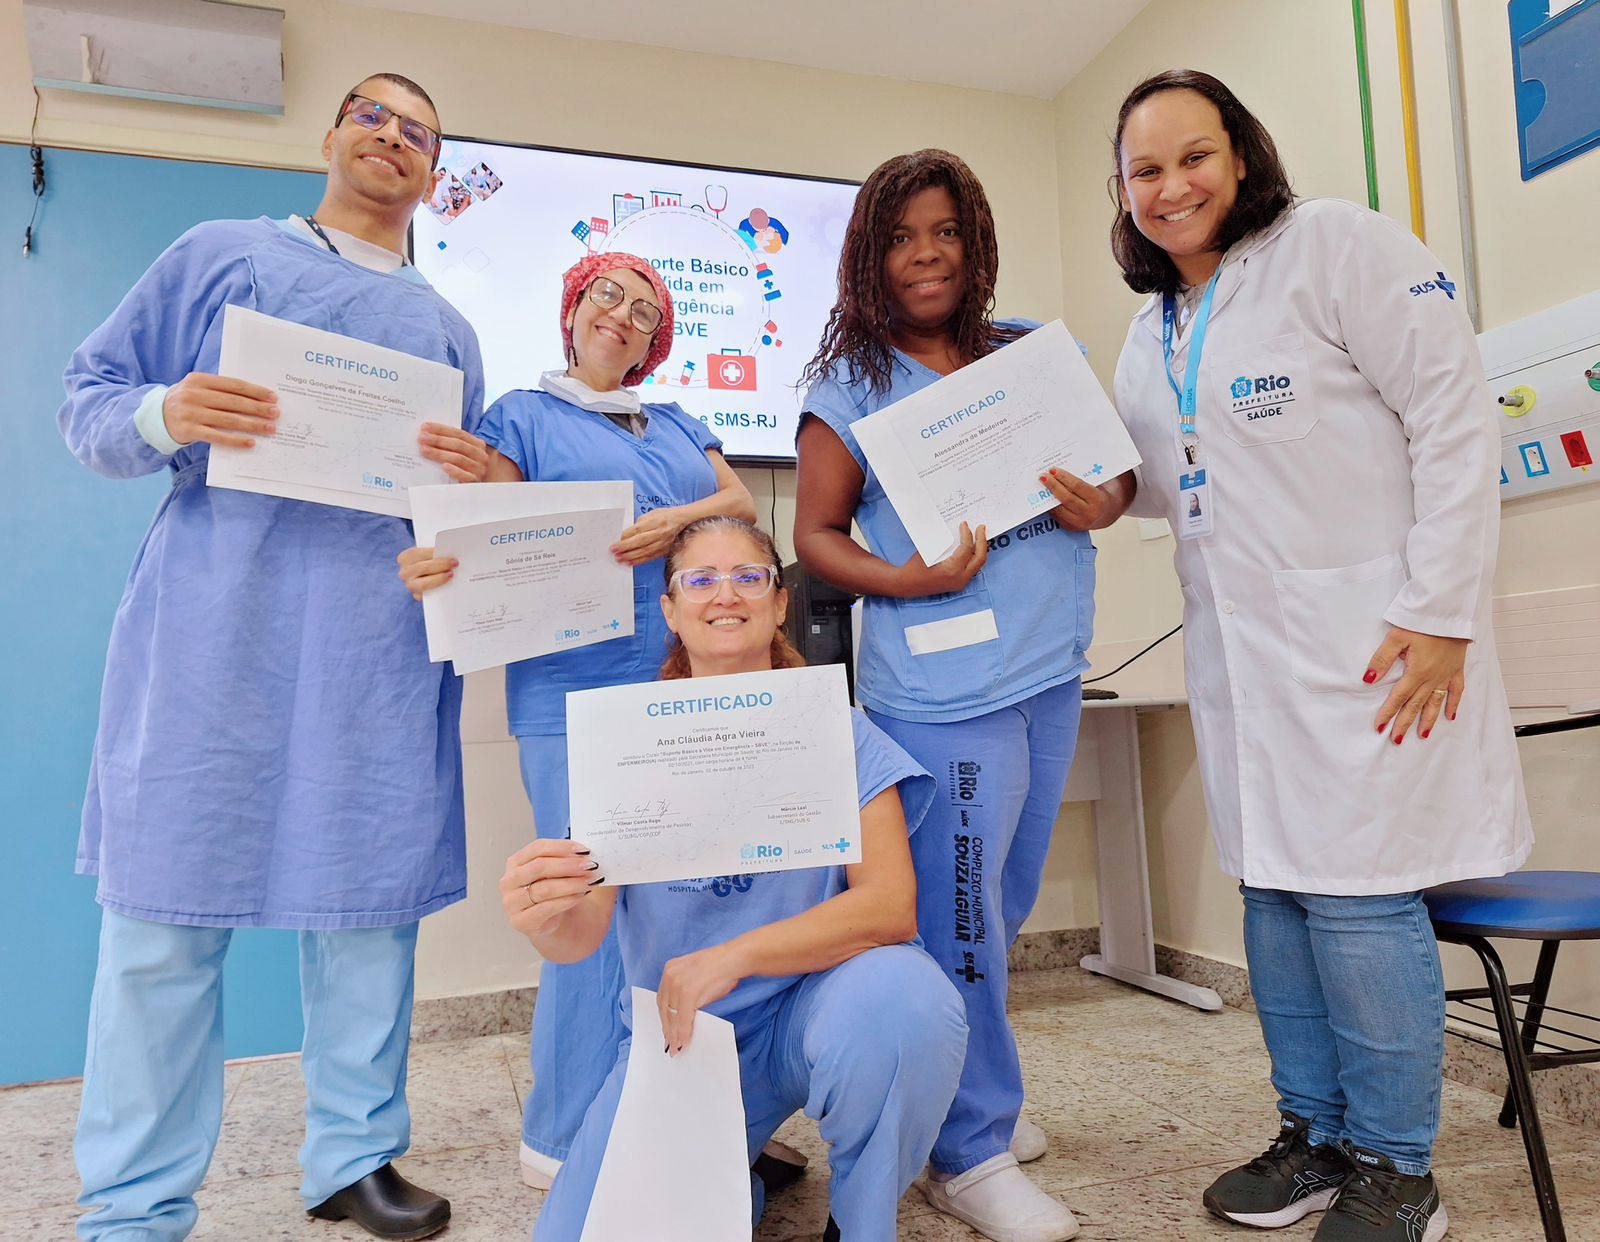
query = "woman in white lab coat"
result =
(1101, 70, 1532, 1242)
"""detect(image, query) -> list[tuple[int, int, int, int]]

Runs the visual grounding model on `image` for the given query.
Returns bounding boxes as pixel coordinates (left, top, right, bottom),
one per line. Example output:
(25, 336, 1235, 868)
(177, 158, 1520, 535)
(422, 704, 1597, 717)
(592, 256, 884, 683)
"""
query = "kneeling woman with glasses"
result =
(506, 516, 969, 1242)
(399, 255, 755, 1188)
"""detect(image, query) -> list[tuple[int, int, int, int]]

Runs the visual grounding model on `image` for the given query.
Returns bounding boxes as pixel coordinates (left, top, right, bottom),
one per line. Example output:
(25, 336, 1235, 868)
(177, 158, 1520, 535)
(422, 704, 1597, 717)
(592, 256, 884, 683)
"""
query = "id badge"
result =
(1176, 467, 1214, 539)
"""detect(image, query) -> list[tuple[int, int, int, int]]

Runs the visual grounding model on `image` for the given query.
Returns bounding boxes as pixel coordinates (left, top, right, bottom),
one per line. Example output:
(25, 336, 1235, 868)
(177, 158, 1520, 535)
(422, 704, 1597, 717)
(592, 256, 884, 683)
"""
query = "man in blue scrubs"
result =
(59, 74, 486, 1241)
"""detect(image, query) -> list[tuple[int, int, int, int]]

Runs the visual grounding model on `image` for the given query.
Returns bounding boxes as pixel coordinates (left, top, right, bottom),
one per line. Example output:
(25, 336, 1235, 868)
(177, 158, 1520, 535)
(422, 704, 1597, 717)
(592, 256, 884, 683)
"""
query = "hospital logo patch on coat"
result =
(1228, 371, 1298, 422)
(1408, 271, 1456, 300)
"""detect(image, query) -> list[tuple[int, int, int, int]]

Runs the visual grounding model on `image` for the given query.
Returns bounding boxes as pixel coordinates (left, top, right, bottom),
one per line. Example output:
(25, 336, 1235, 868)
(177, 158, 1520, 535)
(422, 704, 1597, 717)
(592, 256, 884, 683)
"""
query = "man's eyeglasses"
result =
(335, 94, 441, 161)
(587, 276, 665, 334)
(668, 565, 779, 601)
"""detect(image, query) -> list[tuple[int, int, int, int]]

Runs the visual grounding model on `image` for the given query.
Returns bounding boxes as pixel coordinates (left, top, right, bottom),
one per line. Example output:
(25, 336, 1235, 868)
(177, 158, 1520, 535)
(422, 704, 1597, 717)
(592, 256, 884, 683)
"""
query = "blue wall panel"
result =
(1, 145, 324, 1086)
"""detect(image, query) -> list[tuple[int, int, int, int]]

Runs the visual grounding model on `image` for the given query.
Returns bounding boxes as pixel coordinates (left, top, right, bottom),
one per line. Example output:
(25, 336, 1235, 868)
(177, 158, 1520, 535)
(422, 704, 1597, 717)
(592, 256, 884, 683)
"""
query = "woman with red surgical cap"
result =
(399, 253, 755, 1188)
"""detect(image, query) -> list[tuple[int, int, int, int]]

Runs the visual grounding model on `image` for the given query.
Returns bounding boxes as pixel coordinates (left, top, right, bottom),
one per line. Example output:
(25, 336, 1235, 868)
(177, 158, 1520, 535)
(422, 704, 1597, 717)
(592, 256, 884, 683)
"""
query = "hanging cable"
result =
(23, 88, 46, 258)
(1083, 624, 1183, 685)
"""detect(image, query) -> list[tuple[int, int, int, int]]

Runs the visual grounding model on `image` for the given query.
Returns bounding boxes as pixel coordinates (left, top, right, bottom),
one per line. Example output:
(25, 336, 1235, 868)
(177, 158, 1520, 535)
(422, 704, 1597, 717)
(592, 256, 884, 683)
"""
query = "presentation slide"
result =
(413, 140, 860, 463)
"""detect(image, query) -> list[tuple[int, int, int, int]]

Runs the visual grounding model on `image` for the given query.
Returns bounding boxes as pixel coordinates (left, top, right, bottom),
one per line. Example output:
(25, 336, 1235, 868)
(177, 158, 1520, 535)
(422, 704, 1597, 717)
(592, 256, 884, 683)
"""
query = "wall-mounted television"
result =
(412, 138, 860, 466)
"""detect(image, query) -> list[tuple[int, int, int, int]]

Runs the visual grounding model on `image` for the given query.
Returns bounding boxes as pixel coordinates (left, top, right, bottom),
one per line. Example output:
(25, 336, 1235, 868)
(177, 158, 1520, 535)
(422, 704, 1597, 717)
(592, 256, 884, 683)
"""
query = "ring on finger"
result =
(1431, 689, 1448, 697)
(524, 881, 536, 909)
(666, 1006, 679, 1015)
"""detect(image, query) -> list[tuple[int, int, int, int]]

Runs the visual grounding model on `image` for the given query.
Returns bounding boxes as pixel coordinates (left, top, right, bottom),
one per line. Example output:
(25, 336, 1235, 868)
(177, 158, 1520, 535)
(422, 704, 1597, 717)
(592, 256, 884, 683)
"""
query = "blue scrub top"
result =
(478, 389, 722, 735)
(801, 320, 1097, 723)
(616, 709, 933, 1023)
(58, 218, 485, 929)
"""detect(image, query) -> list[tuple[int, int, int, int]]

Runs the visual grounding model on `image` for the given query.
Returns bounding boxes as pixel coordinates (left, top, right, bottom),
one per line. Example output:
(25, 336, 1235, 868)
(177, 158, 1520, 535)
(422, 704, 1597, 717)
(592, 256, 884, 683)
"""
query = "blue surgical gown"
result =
(58, 217, 485, 929)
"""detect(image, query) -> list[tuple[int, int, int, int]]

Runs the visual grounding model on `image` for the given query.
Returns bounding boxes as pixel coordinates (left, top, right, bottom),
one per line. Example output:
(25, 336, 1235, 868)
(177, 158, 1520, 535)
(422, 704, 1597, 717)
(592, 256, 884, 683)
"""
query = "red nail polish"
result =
(1393, 732, 1403, 745)
(1421, 729, 1431, 739)
(1377, 721, 1387, 734)
(1363, 670, 1377, 684)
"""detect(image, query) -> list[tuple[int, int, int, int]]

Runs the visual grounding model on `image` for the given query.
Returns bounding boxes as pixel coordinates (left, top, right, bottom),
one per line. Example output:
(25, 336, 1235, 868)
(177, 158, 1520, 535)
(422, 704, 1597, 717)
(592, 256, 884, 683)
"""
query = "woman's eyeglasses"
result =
(588, 276, 664, 334)
(669, 564, 779, 601)
(335, 94, 441, 160)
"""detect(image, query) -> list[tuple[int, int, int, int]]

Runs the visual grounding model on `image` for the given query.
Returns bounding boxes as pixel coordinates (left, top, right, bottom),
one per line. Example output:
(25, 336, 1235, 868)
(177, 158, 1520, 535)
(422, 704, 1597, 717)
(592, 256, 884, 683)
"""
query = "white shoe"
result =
(1011, 1117, 1047, 1163)
(519, 1141, 562, 1190)
(919, 1152, 1079, 1242)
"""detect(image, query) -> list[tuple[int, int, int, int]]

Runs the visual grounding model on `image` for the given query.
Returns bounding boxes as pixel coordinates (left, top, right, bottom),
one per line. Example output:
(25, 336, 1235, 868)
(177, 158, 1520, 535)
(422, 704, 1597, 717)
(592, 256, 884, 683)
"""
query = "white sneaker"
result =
(519, 1141, 562, 1190)
(1011, 1117, 1047, 1163)
(919, 1152, 1078, 1242)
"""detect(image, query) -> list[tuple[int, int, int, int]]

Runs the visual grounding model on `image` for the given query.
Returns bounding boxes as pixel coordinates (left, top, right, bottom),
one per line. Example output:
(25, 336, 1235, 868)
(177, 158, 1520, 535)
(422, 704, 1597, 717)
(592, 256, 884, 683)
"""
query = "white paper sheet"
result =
(566, 664, 860, 887)
(579, 988, 751, 1242)
(852, 319, 1142, 562)
(206, 306, 464, 518)
(408, 481, 635, 662)
(430, 507, 633, 675)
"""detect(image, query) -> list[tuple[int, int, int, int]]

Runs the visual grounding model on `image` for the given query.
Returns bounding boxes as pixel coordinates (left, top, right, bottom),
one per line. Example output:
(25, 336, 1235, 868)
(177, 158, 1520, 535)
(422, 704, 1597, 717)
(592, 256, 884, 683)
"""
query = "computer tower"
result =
(782, 560, 857, 700)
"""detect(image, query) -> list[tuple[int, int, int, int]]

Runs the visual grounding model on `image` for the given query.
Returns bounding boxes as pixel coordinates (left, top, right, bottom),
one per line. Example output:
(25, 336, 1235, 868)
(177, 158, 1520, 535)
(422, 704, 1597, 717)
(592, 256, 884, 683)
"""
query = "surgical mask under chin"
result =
(538, 369, 642, 415)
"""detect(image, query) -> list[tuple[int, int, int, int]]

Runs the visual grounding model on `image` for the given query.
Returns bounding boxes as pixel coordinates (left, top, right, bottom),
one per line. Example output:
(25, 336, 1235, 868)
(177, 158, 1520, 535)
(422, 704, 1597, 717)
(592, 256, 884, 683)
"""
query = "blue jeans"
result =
(868, 678, 1082, 1173)
(516, 733, 628, 1161)
(1241, 885, 1446, 1175)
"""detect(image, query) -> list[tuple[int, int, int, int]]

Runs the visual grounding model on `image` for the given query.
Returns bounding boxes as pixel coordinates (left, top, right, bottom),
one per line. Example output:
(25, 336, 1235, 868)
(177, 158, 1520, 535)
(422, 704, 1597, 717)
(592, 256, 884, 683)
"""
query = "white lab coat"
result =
(1113, 199, 1532, 895)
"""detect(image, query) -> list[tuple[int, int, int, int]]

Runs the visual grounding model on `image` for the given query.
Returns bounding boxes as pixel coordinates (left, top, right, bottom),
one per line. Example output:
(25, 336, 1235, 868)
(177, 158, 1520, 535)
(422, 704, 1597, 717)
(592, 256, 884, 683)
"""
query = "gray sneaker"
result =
(1313, 1145, 1447, 1242)
(1204, 1112, 1350, 1228)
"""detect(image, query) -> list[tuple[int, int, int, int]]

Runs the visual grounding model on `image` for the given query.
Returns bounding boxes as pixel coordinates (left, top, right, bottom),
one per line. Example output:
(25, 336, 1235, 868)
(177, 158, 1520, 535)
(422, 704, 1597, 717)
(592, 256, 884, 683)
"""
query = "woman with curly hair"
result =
(793, 149, 1132, 1242)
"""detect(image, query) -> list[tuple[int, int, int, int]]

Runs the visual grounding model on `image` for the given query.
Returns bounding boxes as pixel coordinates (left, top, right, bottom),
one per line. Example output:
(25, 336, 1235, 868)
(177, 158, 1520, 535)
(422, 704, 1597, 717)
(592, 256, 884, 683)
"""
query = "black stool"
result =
(1425, 870, 1600, 1242)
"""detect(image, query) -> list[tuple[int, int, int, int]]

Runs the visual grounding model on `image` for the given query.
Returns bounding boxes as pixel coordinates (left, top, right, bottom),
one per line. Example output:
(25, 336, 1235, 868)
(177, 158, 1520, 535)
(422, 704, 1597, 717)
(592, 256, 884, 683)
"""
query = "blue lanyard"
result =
(1162, 270, 1220, 464)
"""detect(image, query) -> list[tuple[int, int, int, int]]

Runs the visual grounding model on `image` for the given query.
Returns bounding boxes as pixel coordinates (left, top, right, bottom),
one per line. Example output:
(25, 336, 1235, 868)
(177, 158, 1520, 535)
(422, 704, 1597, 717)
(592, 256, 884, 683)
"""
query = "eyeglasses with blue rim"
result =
(334, 94, 441, 161)
(669, 564, 780, 601)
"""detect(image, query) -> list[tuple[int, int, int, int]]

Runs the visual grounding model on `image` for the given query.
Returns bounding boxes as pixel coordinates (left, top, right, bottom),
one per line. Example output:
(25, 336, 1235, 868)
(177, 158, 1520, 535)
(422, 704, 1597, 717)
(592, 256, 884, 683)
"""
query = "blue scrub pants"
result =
(517, 733, 628, 1162)
(533, 945, 967, 1242)
(868, 678, 1082, 1175)
(1241, 885, 1446, 1175)
(75, 910, 419, 1240)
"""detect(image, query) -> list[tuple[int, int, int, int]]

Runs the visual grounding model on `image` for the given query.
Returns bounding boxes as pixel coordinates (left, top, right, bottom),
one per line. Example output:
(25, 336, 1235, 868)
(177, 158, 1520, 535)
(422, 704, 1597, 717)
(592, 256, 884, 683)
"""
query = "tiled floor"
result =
(10, 967, 1598, 1240)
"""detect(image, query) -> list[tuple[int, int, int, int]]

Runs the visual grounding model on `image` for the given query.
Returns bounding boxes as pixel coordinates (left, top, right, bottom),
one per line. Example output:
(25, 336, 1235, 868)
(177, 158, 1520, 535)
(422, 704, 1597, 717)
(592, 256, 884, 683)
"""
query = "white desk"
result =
(1062, 638, 1223, 1011)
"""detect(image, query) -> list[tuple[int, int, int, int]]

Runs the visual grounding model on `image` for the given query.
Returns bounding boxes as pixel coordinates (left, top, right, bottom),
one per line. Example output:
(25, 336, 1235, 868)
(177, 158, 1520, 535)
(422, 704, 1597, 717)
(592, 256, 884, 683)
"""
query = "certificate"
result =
(852, 319, 1142, 563)
(431, 507, 632, 675)
(409, 481, 635, 663)
(206, 305, 464, 518)
(566, 664, 860, 887)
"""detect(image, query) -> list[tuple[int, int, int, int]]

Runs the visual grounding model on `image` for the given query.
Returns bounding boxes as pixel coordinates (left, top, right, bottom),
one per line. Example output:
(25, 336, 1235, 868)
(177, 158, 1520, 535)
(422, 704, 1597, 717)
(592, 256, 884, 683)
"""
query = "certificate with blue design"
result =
(852, 319, 1141, 563)
(429, 507, 632, 675)
(207, 306, 464, 518)
(409, 480, 635, 670)
(566, 664, 859, 887)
